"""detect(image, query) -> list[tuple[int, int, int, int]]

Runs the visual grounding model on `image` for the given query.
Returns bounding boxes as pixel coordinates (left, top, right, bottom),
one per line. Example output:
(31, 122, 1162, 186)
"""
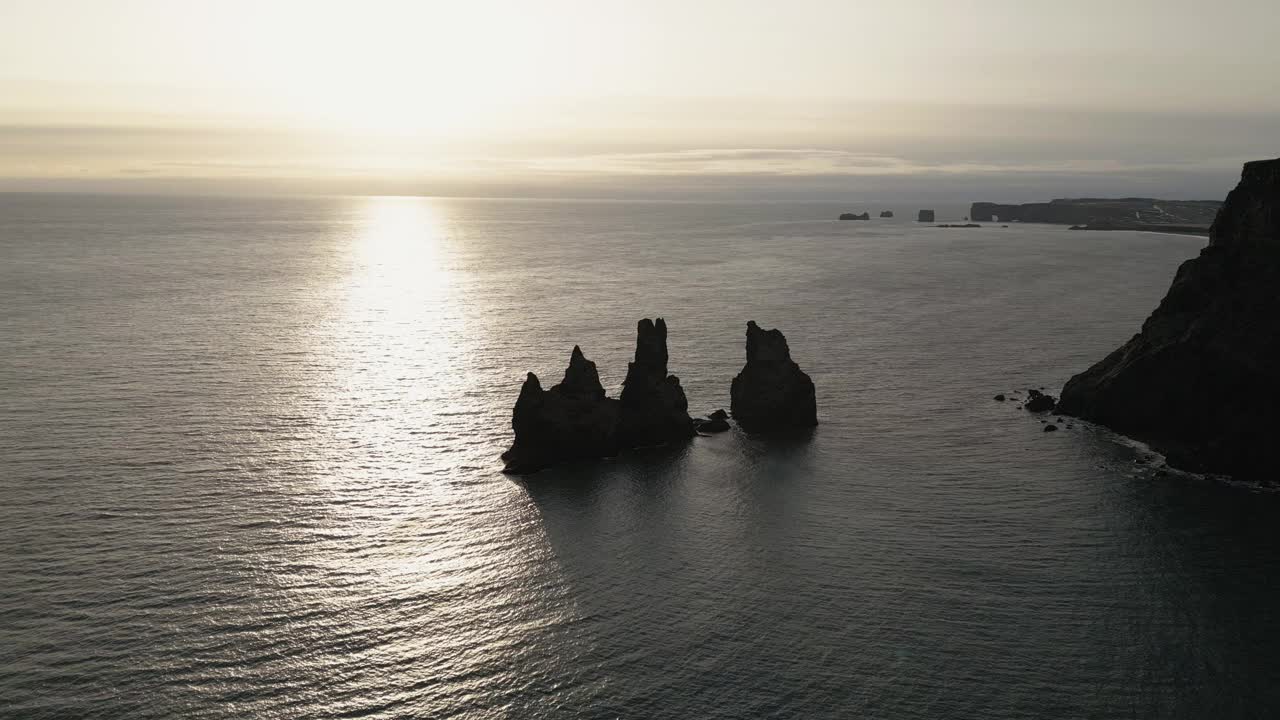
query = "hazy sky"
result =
(2, 0, 1277, 199)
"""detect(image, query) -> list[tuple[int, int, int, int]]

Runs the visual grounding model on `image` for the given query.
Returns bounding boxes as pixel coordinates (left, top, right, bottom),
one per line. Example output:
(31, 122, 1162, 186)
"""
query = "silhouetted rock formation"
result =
(618, 318, 696, 447)
(503, 319, 695, 474)
(936, 224, 982, 229)
(917, 209, 935, 222)
(970, 198, 1221, 225)
(1057, 158, 1280, 481)
(501, 346, 621, 474)
(880, 210, 894, 218)
(1024, 389, 1056, 412)
(839, 212, 871, 221)
(730, 321, 818, 432)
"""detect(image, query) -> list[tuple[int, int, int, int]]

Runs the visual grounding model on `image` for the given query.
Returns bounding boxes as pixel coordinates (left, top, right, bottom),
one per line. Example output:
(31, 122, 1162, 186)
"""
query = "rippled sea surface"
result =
(4, 193, 1280, 719)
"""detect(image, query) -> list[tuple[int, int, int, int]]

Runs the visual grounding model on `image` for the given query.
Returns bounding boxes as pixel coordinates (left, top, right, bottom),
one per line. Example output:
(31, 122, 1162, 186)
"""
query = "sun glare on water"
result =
(346, 196, 457, 337)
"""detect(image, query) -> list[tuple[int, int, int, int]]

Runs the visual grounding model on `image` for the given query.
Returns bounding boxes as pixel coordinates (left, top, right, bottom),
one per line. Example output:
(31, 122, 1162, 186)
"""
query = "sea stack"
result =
(1057, 158, 1280, 481)
(730, 321, 818, 432)
(880, 210, 894, 218)
(618, 318, 696, 447)
(917, 209, 935, 222)
(501, 347, 621, 474)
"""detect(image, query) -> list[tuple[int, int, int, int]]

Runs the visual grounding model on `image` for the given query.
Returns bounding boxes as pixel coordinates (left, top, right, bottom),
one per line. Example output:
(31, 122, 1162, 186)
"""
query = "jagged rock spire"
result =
(619, 317, 694, 447)
(730, 321, 818, 432)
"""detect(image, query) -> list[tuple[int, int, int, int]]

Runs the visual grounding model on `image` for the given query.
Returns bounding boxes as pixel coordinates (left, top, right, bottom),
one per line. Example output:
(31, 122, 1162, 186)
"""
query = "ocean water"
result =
(3, 193, 1279, 719)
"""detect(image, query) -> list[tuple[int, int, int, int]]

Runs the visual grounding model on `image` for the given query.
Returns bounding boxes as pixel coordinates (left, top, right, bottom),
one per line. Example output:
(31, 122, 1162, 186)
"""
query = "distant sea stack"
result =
(839, 212, 871, 221)
(880, 210, 894, 218)
(730, 322, 818, 432)
(917, 209, 935, 222)
(1056, 158, 1280, 481)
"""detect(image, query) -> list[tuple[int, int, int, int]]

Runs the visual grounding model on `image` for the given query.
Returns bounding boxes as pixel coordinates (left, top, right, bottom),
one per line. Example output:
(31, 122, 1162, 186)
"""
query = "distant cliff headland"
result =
(970, 198, 1221, 235)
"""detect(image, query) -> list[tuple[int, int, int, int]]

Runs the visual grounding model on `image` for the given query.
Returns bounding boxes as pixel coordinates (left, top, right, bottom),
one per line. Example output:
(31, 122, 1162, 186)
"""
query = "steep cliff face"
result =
(730, 321, 818, 432)
(1057, 158, 1280, 480)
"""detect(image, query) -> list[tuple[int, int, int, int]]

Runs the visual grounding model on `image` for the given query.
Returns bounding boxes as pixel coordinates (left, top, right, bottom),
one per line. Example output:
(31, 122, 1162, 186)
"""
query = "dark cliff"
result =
(1056, 158, 1280, 481)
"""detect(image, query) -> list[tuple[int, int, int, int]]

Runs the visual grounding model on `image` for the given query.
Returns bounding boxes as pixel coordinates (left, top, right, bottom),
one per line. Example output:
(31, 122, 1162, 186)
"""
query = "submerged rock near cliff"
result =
(501, 346, 621, 474)
(618, 318, 696, 447)
(1057, 158, 1280, 481)
(730, 321, 818, 432)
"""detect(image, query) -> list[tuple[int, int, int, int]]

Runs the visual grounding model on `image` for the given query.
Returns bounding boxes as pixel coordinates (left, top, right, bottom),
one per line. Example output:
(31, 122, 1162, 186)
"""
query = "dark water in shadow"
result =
(2, 193, 1279, 718)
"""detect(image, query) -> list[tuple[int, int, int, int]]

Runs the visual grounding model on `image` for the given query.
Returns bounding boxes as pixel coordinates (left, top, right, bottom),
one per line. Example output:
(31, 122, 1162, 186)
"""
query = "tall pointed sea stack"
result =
(501, 346, 620, 474)
(1057, 158, 1280, 481)
(730, 321, 818, 432)
(618, 318, 696, 447)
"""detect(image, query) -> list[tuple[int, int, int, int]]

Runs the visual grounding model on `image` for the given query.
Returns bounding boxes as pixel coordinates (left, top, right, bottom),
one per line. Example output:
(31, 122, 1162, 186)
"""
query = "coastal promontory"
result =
(1056, 158, 1280, 481)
